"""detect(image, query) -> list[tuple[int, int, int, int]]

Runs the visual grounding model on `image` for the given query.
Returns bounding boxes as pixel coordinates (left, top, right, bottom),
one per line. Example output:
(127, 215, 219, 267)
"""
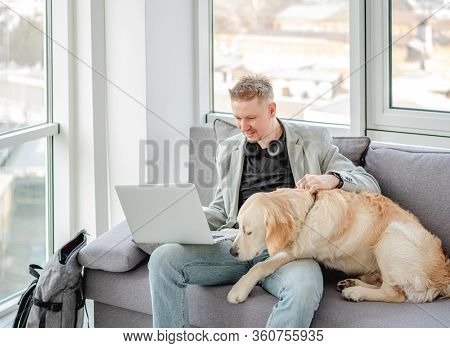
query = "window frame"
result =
(199, 0, 366, 137)
(0, 0, 58, 313)
(51, 0, 74, 250)
(200, 0, 450, 145)
(366, 0, 450, 138)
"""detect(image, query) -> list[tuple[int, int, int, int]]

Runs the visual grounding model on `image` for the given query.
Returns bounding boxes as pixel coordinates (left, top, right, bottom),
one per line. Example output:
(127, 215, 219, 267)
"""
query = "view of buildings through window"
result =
(391, 0, 450, 113)
(0, 0, 46, 303)
(213, 0, 351, 125)
(213, 0, 450, 124)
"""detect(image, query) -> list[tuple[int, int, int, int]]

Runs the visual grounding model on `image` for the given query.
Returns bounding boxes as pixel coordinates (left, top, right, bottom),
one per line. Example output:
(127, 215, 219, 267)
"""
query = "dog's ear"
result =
(264, 209, 295, 256)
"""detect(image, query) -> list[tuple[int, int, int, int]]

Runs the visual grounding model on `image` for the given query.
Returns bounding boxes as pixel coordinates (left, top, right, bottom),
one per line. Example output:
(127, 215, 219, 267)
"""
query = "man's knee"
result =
(263, 260, 323, 328)
(286, 260, 323, 303)
(300, 259, 323, 286)
(148, 244, 185, 278)
(274, 259, 324, 302)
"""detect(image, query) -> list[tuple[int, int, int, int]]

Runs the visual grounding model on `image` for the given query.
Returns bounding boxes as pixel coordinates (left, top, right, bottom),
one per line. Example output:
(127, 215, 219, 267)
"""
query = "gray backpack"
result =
(13, 230, 88, 328)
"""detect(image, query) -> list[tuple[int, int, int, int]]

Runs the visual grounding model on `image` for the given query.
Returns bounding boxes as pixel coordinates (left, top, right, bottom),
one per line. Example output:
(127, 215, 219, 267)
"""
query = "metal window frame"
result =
(0, 0, 58, 309)
(0, 123, 58, 149)
(201, 0, 366, 137)
(46, 0, 55, 258)
(366, 0, 450, 138)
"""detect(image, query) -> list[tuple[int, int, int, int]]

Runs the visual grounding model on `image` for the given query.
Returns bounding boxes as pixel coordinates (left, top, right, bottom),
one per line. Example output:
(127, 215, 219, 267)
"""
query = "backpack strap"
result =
(29, 264, 43, 279)
(32, 298, 63, 312)
(72, 281, 87, 327)
(13, 279, 38, 328)
(80, 271, 89, 328)
(32, 298, 62, 328)
(13, 264, 43, 328)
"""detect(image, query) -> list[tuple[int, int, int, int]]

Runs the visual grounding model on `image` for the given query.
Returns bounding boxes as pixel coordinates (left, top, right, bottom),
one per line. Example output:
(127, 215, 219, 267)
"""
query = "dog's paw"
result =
(336, 279, 357, 292)
(227, 283, 252, 304)
(341, 286, 365, 302)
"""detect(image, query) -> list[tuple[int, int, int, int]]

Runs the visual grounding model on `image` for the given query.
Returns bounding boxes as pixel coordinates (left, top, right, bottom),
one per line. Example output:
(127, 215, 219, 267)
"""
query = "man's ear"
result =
(265, 209, 295, 256)
(268, 101, 277, 118)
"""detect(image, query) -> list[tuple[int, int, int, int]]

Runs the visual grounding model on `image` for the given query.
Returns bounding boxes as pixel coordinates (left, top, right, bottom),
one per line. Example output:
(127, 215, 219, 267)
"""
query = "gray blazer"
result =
(204, 120, 380, 231)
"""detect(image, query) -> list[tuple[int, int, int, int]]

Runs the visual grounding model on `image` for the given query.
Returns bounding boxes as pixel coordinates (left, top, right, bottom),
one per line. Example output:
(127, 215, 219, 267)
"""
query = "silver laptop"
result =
(115, 184, 236, 244)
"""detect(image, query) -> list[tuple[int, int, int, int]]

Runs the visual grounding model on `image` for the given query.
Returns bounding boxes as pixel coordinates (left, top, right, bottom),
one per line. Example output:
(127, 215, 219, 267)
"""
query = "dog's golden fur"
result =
(227, 188, 450, 304)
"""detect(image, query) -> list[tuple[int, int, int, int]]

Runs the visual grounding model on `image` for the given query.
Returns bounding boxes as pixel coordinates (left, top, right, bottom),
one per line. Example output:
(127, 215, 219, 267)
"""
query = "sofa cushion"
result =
(94, 302, 153, 328)
(84, 261, 276, 327)
(365, 144, 450, 255)
(213, 118, 240, 144)
(189, 125, 218, 206)
(187, 284, 277, 328)
(78, 220, 148, 272)
(189, 277, 449, 327)
(85, 260, 449, 328)
(332, 137, 370, 166)
(84, 261, 152, 315)
(134, 241, 163, 255)
(213, 118, 370, 166)
(311, 281, 449, 327)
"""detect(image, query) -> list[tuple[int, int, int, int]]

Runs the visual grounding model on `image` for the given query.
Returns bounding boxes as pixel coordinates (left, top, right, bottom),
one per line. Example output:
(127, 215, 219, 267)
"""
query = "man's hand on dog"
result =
(296, 174, 340, 194)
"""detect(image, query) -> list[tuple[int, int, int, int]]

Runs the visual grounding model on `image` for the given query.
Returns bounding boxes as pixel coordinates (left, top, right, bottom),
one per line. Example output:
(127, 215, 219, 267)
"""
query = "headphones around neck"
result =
(243, 138, 285, 157)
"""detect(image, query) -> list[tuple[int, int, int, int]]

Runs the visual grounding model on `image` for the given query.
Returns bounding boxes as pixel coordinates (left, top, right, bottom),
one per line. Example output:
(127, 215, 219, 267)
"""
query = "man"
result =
(148, 75, 380, 328)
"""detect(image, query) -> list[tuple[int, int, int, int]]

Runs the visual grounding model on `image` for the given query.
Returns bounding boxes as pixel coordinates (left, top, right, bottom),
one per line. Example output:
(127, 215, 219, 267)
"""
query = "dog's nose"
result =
(229, 247, 238, 257)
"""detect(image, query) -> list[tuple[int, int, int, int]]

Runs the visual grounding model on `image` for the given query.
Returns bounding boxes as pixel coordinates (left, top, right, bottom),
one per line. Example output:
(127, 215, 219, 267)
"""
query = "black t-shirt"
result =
(238, 133, 296, 209)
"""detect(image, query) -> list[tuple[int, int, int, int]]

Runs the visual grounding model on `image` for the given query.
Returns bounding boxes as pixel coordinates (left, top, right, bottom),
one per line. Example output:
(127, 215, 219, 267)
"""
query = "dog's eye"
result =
(246, 231, 252, 236)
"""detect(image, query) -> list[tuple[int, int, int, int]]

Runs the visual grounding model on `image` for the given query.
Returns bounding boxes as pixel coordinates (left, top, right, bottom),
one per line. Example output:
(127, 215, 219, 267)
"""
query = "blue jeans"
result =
(148, 240, 323, 328)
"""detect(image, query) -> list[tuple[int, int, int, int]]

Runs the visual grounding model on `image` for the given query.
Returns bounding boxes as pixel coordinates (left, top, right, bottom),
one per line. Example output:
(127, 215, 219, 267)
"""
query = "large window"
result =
(0, 138, 46, 302)
(0, 0, 56, 305)
(391, 0, 450, 113)
(0, 0, 47, 131)
(367, 0, 450, 141)
(212, 0, 351, 125)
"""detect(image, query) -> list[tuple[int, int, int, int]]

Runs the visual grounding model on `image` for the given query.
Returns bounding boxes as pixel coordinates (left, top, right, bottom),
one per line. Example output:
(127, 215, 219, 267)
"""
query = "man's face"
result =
(231, 97, 276, 143)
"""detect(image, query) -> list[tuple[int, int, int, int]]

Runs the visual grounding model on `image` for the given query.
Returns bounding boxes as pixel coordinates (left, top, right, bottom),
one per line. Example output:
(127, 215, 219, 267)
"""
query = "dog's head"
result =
(229, 189, 314, 260)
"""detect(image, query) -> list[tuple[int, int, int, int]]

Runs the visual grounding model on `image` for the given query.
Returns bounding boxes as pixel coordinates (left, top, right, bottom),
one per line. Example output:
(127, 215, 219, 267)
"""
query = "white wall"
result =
(54, 0, 197, 241)
(56, 0, 148, 241)
(105, 0, 148, 228)
(146, 0, 196, 185)
(73, 0, 111, 238)
(53, 0, 75, 249)
(71, 0, 97, 241)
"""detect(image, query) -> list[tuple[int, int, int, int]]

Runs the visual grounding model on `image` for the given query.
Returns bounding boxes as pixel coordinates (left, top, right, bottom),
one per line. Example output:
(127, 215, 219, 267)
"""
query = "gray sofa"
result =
(78, 121, 450, 328)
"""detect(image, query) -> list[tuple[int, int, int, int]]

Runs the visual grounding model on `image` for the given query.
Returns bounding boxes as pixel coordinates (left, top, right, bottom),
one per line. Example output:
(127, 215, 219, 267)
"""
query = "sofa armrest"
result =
(78, 220, 148, 272)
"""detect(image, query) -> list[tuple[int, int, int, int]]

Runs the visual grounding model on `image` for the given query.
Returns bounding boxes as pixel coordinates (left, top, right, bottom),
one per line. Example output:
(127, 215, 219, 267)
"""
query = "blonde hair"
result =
(229, 75, 274, 102)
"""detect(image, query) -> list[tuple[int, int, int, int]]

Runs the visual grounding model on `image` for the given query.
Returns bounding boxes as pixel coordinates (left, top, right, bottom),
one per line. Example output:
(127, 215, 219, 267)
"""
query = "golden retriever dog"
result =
(227, 188, 450, 304)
